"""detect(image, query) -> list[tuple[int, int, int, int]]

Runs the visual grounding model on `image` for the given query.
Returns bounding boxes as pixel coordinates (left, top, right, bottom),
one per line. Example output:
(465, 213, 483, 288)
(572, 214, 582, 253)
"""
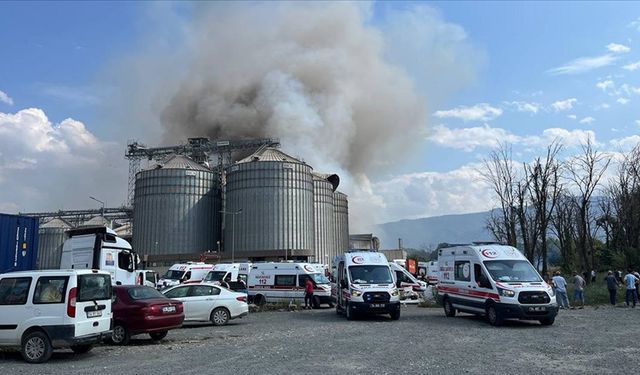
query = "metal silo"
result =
(334, 191, 349, 256)
(225, 148, 314, 260)
(313, 173, 339, 264)
(133, 154, 221, 258)
(38, 218, 72, 269)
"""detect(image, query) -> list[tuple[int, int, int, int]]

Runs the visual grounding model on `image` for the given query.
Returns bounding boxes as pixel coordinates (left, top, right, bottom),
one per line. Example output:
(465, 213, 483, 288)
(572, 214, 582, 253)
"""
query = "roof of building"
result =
(40, 217, 73, 229)
(146, 154, 211, 172)
(236, 147, 305, 165)
(312, 172, 340, 191)
(82, 216, 110, 227)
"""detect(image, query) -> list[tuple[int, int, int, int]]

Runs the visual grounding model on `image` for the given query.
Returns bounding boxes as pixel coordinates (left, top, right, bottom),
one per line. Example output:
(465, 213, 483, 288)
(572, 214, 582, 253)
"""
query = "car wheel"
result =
(21, 331, 53, 363)
(211, 307, 230, 326)
(390, 309, 401, 320)
(539, 317, 555, 326)
(313, 296, 321, 309)
(443, 297, 456, 317)
(345, 303, 355, 321)
(486, 304, 503, 326)
(111, 323, 130, 345)
(149, 331, 168, 341)
(70, 344, 93, 354)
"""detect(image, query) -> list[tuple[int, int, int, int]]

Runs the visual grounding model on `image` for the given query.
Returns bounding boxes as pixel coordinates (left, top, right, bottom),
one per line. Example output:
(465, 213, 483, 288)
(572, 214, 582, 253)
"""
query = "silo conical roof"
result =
(145, 154, 210, 172)
(237, 148, 305, 164)
(83, 216, 110, 227)
(40, 217, 73, 229)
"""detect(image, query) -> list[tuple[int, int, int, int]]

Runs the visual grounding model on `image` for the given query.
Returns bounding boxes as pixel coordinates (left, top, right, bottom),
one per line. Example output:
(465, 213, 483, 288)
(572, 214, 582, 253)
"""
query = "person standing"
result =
(572, 271, 586, 309)
(623, 268, 639, 308)
(590, 270, 596, 283)
(552, 271, 570, 309)
(304, 277, 314, 310)
(604, 271, 619, 306)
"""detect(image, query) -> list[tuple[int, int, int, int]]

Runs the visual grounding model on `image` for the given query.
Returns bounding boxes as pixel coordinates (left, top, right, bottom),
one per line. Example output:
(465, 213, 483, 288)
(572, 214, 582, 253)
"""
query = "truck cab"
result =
(60, 227, 138, 286)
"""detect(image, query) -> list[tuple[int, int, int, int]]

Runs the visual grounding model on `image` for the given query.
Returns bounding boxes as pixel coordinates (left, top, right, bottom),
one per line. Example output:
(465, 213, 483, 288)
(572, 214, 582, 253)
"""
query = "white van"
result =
(137, 269, 159, 288)
(437, 244, 558, 326)
(389, 262, 428, 301)
(333, 251, 401, 320)
(202, 263, 251, 285)
(248, 262, 332, 308)
(0, 269, 113, 363)
(418, 261, 439, 285)
(158, 262, 214, 289)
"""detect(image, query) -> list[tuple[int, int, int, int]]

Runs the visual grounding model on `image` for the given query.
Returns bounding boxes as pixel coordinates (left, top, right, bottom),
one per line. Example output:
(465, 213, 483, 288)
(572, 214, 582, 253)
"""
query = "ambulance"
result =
(436, 244, 558, 326)
(333, 251, 401, 320)
(389, 262, 428, 300)
(157, 262, 213, 289)
(247, 262, 332, 308)
(202, 263, 251, 284)
(418, 261, 439, 285)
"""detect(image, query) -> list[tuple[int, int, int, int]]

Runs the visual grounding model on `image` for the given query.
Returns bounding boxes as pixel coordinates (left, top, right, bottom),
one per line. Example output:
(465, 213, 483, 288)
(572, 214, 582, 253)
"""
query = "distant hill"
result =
(377, 211, 494, 249)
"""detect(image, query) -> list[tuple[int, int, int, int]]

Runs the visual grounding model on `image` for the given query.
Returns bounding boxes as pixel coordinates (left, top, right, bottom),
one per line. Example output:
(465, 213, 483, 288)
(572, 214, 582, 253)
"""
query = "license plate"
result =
(529, 306, 547, 312)
(370, 303, 385, 308)
(162, 306, 176, 313)
(87, 310, 102, 318)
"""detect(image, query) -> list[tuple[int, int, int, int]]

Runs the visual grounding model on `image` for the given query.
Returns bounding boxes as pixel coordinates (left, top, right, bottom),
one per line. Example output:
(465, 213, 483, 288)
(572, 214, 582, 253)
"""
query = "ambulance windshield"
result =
(204, 271, 227, 282)
(310, 273, 329, 284)
(162, 270, 185, 280)
(348, 265, 393, 284)
(483, 260, 542, 283)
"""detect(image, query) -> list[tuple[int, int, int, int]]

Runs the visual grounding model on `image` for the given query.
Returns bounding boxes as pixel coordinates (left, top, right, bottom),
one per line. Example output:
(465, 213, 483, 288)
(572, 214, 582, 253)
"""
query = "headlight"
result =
(351, 289, 362, 297)
(391, 288, 399, 296)
(547, 287, 555, 297)
(498, 288, 515, 297)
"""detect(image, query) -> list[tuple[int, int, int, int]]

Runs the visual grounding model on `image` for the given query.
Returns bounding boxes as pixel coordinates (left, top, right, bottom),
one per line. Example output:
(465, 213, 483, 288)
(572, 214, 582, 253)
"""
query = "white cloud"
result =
(620, 84, 640, 96)
(609, 135, 640, 150)
(567, 114, 577, 120)
(629, 17, 640, 32)
(595, 103, 611, 110)
(551, 98, 577, 111)
(617, 97, 630, 104)
(548, 54, 617, 75)
(622, 60, 640, 71)
(427, 124, 519, 151)
(596, 79, 615, 91)
(579, 116, 595, 125)
(433, 103, 502, 122)
(606, 43, 631, 53)
(0, 90, 13, 106)
(504, 101, 541, 114)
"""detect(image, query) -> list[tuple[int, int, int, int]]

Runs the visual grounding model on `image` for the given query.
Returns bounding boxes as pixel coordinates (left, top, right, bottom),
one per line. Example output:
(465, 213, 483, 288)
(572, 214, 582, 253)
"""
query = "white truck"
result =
(332, 251, 401, 320)
(60, 227, 139, 286)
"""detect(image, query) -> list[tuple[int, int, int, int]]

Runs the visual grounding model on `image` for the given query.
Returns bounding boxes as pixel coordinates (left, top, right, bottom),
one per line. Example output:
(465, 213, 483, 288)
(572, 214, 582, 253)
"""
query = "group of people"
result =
(549, 268, 640, 309)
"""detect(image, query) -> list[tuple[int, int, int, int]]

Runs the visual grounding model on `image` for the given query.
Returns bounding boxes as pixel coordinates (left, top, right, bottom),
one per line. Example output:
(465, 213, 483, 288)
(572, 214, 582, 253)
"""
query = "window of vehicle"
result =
(483, 260, 542, 283)
(189, 285, 216, 296)
(454, 261, 471, 282)
(0, 277, 32, 305)
(183, 271, 192, 281)
(33, 276, 68, 304)
(118, 252, 132, 271)
(203, 271, 227, 282)
(474, 264, 492, 289)
(348, 265, 393, 285)
(163, 270, 185, 280)
(127, 286, 166, 300)
(275, 275, 296, 287)
(309, 273, 329, 284)
(163, 286, 189, 298)
(77, 274, 112, 302)
(396, 271, 413, 283)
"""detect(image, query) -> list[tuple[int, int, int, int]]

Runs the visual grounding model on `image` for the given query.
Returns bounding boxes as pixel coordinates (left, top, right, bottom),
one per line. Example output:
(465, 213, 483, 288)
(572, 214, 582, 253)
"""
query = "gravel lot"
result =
(2, 305, 639, 374)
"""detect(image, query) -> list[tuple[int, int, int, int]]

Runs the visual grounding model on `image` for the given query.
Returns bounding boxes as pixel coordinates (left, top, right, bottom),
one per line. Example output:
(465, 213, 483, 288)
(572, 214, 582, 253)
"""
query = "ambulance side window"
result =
(275, 275, 296, 287)
(474, 264, 491, 289)
(454, 261, 471, 282)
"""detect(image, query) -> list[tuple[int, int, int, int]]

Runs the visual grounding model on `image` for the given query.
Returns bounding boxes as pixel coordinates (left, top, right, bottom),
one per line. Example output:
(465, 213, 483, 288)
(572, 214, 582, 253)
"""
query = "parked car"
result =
(0, 269, 113, 363)
(109, 285, 184, 345)
(161, 283, 248, 326)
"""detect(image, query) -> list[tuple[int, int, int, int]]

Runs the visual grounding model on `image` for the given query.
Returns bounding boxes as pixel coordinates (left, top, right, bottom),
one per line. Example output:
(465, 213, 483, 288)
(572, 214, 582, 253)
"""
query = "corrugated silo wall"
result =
(314, 177, 336, 264)
(133, 168, 221, 257)
(37, 228, 66, 269)
(225, 161, 314, 258)
(333, 191, 349, 257)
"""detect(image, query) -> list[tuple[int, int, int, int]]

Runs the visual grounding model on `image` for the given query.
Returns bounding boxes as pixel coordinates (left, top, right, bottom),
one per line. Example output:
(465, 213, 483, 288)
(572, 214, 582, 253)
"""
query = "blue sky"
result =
(1, 2, 639, 228)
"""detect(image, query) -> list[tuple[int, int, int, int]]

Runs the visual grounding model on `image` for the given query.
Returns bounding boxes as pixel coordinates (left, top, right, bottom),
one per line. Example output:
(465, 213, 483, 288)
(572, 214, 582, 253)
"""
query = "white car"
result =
(161, 283, 248, 326)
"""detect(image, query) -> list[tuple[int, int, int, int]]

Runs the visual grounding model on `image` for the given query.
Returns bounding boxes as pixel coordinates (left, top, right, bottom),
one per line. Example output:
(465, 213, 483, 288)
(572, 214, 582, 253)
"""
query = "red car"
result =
(109, 285, 184, 345)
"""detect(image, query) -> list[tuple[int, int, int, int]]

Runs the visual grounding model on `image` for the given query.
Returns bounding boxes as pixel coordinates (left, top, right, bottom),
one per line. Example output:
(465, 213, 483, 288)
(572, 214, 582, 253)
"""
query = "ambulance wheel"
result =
(345, 303, 355, 320)
(21, 331, 53, 363)
(443, 298, 456, 317)
(539, 317, 555, 326)
(254, 294, 266, 306)
(313, 296, 321, 309)
(390, 309, 401, 321)
(486, 304, 503, 326)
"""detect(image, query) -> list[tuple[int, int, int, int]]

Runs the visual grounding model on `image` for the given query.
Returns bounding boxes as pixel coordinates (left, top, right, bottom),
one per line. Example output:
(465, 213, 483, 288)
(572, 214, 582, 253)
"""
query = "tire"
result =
(111, 323, 130, 345)
(149, 331, 168, 341)
(443, 298, 456, 317)
(328, 301, 335, 308)
(70, 344, 93, 354)
(486, 304, 503, 327)
(254, 294, 265, 306)
(390, 309, 401, 320)
(21, 331, 53, 364)
(313, 296, 321, 309)
(210, 307, 230, 326)
(345, 303, 355, 321)
(539, 317, 555, 326)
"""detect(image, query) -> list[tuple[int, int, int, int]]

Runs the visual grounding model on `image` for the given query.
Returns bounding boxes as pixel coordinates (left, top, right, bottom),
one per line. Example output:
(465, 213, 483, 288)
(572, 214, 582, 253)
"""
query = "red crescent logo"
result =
(352, 256, 364, 264)
(481, 249, 498, 258)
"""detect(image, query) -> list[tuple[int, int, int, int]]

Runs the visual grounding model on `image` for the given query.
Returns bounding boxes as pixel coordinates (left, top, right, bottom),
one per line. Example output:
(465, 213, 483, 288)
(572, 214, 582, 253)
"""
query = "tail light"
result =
(67, 287, 77, 317)
(236, 295, 247, 302)
(142, 305, 162, 316)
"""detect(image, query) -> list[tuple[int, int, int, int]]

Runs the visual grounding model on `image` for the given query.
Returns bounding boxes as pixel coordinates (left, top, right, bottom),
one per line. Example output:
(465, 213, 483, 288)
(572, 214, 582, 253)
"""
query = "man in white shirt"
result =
(552, 271, 570, 309)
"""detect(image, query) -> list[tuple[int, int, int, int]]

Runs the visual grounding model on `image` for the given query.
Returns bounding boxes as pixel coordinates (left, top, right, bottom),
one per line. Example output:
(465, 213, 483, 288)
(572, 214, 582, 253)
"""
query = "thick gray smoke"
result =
(159, 3, 425, 176)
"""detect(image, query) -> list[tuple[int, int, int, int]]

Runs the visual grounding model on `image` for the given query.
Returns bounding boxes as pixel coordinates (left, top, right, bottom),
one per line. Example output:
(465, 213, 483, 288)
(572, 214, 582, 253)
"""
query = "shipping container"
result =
(0, 213, 39, 273)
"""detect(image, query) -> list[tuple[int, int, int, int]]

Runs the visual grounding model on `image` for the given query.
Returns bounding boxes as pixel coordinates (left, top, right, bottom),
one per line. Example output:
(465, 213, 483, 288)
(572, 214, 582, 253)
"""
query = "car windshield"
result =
(203, 271, 227, 282)
(127, 286, 166, 300)
(348, 265, 393, 284)
(310, 273, 329, 284)
(162, 270, 185, 280)
(483, 260, 542, 283)
(77, 274, 112, 302)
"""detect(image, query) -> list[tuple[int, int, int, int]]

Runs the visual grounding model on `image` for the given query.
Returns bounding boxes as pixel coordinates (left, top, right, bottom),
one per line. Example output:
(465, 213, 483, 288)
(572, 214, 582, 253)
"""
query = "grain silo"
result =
(224, 148, 314, 260)
(37, 218, 72, 269)
(132, 154, 221, 260)
(313, 173, 339, 264)
(334, 191, 349, 255)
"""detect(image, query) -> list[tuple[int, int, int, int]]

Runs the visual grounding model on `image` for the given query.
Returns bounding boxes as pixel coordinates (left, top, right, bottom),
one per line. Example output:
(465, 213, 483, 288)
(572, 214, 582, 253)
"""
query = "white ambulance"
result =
(437, 244, 558, 326)
(157, 262, 213, 289)
(418, 261, 439, 285)
(333, 251, 401, 320)
(247, 262, 332, 308)
(202, 263, 251, 285)
(389, 262, 428, 301)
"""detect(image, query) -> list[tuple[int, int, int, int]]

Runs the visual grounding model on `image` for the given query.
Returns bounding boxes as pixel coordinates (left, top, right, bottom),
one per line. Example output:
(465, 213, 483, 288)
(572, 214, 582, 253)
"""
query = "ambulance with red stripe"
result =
(437, 244, 558, 326)
(157, 262, 213, 289)
(247, 262, 332, 308)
